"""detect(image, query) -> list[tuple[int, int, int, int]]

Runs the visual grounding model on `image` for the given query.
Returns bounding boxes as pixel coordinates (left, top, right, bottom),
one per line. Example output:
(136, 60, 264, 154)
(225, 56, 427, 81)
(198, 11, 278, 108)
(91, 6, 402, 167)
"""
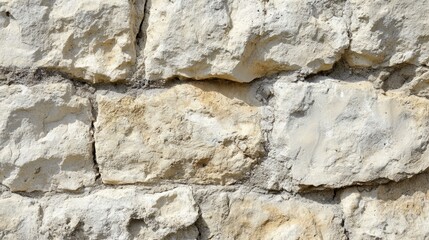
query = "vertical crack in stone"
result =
(131, 0, 149, 86)
(135, 0, 148, 47)
(89, 98, 101, 182)
(194, 212, 208, 240)
(340, 217, 351, 240)
(91, 122, 100, 182)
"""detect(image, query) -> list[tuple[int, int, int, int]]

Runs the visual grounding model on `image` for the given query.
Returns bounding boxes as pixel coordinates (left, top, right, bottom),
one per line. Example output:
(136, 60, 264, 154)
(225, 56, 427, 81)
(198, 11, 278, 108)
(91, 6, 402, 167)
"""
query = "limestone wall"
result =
(1, 0, 429, 239)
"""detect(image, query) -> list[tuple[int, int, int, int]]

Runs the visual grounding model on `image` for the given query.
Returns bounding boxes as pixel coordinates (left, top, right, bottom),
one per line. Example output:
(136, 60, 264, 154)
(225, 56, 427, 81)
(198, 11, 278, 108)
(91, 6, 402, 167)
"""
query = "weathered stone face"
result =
(341, 173, 429, 239)
(0, 0, 143, 83)
(0, 83, 94, 192)
(2, 0, 429, 238)
(95, 82, 264, 185)
(271, 78, 429, 190)
(347, 0, 429, 67)
(141, 0, 349, 82)
(0, 187, 199, 239)
(195, 188, 346, 240)
(0, 194, 39, 240)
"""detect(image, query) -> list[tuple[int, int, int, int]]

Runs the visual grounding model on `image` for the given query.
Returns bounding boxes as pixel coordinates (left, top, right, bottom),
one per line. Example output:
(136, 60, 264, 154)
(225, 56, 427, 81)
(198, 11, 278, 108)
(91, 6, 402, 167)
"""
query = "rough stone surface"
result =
(0, 187, 199, 239)
(347, 0, 429, 67)
(270, 77, 429, 190)
(341, 173, 429, 239)
(141, 0, 349, 82)
(0, 194, 39, 240)
(195, 187, 346, 240)
(0, 83, 94, 192)
(95, 82, 264, 185)
(2, 0, 429, 238)
(0, 0, 143, 82)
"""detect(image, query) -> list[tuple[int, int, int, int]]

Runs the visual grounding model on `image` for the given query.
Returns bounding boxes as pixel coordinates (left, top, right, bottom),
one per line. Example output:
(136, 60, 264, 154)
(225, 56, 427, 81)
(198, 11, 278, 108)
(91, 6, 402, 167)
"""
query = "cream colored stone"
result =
(0, 187, 198, 239)
(0, 194, 40, 240)
(347, 0, 429, 67)
(142, 0, 348, 82)
(272, 77, 429, 190)
(0, 83, 94, 192)
(341, 176, 429, 240)
(39, 187, 199, 239)
(196, 188, 346, 239)
(0, 0, 142, 82)
(95, 82, 264, 185)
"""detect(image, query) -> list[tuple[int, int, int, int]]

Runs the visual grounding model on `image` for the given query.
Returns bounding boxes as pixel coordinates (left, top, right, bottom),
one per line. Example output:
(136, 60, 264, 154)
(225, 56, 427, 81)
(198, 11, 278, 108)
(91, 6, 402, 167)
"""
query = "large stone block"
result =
(95, 82, 264, 185)
(142, 0, 348, 82)
(347, 0, 429, 67)
(0, 187, 198, 239)
(272, 77, 429, 190)
(341, 174, 429, 239)
(0, 0, 142, 82)
(39, 187, 199, 239)
(196, 188, 346, 239)
(0, 83, 94, 192)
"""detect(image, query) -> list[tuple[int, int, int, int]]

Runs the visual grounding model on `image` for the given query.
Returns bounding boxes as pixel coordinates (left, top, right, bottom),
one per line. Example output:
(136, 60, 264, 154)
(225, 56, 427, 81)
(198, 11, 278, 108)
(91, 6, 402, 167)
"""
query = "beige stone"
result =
(347, 0, 429, 67)
(141, 0, 348, 82)
(0, 83, 94, 192)
(95, 82, 264, 185)
(196, 188, 346, 239)
(39, 187, 199, 239)
(0, 194, 40, 240)
(271, 77, 429, 190)
(341, 174, 429, 239)
(0, 187, 198, 239)
(0, 0, 143, 82)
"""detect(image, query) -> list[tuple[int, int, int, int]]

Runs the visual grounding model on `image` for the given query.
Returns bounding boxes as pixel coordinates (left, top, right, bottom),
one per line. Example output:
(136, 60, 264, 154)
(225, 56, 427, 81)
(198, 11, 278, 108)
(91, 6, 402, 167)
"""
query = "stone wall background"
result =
(1, 0, 429, 239)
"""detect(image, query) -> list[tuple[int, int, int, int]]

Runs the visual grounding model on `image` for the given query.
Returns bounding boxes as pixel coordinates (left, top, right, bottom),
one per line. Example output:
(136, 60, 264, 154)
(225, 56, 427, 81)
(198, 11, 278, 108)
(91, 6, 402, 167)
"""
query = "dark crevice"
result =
(89, 97, 101, 183)
(135, 0, 148, 47)
(379, 63, 419, 92)
(299, 169, 429, 202)
(298, 188, 338, 205)
(332, 189, 338, 201)
(195, 215, 210, 240)
(297, 176, 397, 194)
(340, 217, 351, 240)
(3, 10, 15, 20)
(2, 62, 429, 94)
(0, 183, 10, 193)
(91, 125, 100, 182)
(357, 169, 429, 201)
(10, 190, 47, 199)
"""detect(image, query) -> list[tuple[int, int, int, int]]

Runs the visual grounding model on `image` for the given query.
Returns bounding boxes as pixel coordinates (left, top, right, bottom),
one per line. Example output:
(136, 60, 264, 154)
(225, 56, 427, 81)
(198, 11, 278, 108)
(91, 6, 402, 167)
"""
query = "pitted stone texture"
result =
(0, 83, 94, 192)
(196, 188, 346, 239)
(271, 78, 429, 190)
(39, 187, 199, 239)
(0, 194, 40, 240)
(341, 174, 429, 240)
(142, 0, 348, 82)
(0, 187, 198, 239)
(347, 0, 429, 67)
(95, 82, 264, 185)
(0, 0, 142, 83)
